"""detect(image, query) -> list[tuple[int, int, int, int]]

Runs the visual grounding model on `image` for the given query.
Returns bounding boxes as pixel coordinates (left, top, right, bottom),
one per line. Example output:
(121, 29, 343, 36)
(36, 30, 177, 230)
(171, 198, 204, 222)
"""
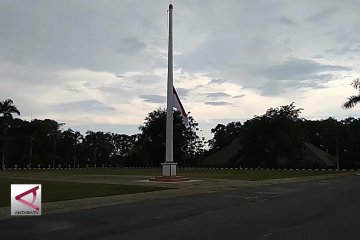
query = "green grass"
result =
(0, 178, 168, 207)
(179, 169, 335, 181)
(1, 168, 161, 177)
(82, 168, 337, 180)
(1, 168, 337, 181)
(67, 168, 335, 180)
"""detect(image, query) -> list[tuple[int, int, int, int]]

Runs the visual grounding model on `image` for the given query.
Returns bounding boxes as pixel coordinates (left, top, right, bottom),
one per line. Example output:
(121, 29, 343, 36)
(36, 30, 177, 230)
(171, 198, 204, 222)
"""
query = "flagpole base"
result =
(148, 162, 190, 182)
(161, 162, 177, 176)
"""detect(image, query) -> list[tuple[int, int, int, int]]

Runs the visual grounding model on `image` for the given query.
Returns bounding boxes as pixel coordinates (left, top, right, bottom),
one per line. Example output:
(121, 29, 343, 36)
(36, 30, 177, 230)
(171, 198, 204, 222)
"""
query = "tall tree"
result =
(84, 131, 113, 167)
(209, 122, 243, 150)
(30, 119, 62, 167)
(242, 103, 304, 168)
(343, 78, 360, 109)
(0, 99, 20, 169)
(138, 108, 203, 167)
(112, 134, 136, 161)
(62, 129, 83, 168)
(85, 131, 99, 167)
(48, 129, 62, 168)
(72, 131, 83, 168)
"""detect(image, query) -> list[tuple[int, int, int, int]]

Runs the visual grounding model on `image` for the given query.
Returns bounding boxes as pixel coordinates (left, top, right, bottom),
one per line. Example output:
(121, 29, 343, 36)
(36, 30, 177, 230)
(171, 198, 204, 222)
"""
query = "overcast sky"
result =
(1, 0, 359, 140)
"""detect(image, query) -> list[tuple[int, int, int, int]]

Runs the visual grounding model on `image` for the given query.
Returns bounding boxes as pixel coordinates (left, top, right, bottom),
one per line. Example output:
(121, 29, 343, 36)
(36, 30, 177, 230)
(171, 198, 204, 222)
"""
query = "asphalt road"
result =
(1, 175, 359, 240)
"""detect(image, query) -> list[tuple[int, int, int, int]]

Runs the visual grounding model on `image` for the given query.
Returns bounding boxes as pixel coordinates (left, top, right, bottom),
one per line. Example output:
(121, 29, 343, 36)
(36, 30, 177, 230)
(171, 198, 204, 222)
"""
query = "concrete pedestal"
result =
(162, 162, 177, 176)
(149, 162, 190, 182)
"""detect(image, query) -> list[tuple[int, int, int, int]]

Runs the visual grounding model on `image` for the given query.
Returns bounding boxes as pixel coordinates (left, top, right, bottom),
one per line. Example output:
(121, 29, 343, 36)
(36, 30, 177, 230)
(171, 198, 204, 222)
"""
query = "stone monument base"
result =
(149, 162, 190, 182)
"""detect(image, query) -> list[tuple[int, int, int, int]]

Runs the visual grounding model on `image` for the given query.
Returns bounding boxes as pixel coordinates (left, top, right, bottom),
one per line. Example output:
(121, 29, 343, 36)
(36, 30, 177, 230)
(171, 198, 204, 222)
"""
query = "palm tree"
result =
(86, 131, 100, 167)
(72, 131, 82, 168)
(64, 129, 83, 168)
(0, 99, 20, 169)
(343, 78, 360, 109)
(28, 136, 34, 168)
(48, 129, 62, 168)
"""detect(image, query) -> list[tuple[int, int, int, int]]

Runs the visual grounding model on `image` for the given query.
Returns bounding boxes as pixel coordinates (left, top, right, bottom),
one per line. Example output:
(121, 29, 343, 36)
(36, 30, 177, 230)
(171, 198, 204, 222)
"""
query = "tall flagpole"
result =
(162, 3, 177, 177)
(165, 3, 173, 163)
(150, 4, 190, 181)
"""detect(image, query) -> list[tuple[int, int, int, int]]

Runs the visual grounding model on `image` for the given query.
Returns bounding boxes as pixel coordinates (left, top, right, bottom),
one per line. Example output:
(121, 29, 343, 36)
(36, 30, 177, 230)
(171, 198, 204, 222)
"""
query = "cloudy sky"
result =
(1, 0, 359, 140)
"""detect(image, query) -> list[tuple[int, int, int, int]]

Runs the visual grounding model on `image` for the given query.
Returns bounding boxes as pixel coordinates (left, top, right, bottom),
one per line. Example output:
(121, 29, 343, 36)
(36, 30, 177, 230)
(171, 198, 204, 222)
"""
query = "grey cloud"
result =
(206, 92, 231, 99)
(312, 54, 325, 59)
(98, 86, 129, 94)
(54, 100, 115, 112)
(134, 74, 165, 84)
(140, 95, 166, 103)
(233, 94, 245, 98)
(258, 58, 350, 81)
(280, 17, 297, 26)
(258, 75, 332, 97)
(205, 101, 232, 106)
(209, 79, 227, 84)
(118, 37, 147, 54)
(253, 58, 343, 96)
(307, 8, 336, 22)
(326, 46, 360, 55)
(83, 82, 93, 87)
(312, 74, 333, 81)
(0, 62, 58, 85)
(84, 83, 132, 95)
(83, 82, 129, 96)
(257, 82, 285, 96)
(0, 1, 166, 73)
(97, 86, 134, 100)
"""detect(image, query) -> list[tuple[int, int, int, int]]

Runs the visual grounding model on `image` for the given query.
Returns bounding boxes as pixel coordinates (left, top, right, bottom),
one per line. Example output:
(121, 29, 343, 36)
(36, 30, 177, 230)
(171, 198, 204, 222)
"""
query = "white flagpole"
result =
(165, 3, 174, 163)
(150, 4, 189, 181)
(162, 3, 177, 177)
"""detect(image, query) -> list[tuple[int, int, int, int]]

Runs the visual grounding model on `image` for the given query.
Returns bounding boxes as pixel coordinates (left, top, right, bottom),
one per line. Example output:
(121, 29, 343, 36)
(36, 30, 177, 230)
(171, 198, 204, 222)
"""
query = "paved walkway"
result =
(0, 172, 352, 220)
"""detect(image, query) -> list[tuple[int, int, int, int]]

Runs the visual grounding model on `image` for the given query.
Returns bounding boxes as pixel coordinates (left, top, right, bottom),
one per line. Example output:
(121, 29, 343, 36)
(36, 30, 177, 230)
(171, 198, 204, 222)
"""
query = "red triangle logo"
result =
(15, 185, 40, 211)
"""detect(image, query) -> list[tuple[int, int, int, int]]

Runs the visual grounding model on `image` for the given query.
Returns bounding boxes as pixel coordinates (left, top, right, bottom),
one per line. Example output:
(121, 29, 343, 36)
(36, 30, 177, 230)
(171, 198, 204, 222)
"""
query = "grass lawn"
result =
(179, 168, 336, 181)
(76, 168, 338, 180)
(0, 178, 168, 207)
(2, 168, 338, 181)
(66, 168, 336, 180)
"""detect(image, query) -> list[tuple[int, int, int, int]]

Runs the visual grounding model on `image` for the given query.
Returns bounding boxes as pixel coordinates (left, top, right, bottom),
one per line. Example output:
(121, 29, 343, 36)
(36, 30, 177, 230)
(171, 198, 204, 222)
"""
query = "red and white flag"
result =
(173, 87, 188, 126)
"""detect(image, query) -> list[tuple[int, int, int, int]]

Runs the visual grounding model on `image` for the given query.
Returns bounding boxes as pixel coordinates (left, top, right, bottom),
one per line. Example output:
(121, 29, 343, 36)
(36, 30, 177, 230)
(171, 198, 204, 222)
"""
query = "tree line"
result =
(0, 100, 204, 169)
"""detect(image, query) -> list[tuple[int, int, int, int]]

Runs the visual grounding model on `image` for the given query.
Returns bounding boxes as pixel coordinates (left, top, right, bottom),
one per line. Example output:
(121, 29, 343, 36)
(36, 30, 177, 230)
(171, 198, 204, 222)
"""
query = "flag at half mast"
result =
(173, 87, 188, 126)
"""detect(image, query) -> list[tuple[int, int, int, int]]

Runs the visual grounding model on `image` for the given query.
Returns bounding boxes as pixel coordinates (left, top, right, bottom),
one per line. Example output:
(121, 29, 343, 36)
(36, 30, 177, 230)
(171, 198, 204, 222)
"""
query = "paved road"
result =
(1, 175, 359, 240)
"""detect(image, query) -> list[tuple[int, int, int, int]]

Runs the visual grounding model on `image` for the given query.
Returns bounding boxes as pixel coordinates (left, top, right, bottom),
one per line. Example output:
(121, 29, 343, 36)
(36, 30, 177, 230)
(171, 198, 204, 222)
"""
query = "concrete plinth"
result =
(149, 162, 190, 182)
(162, 162, 177, 176)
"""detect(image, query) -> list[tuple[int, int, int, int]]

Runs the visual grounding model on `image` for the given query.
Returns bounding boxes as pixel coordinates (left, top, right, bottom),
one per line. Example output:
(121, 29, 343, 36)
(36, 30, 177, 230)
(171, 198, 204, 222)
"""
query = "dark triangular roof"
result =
(203, 139, 242, 166)
(202, 139, 336, 168)
(303, 142, 336, 167)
